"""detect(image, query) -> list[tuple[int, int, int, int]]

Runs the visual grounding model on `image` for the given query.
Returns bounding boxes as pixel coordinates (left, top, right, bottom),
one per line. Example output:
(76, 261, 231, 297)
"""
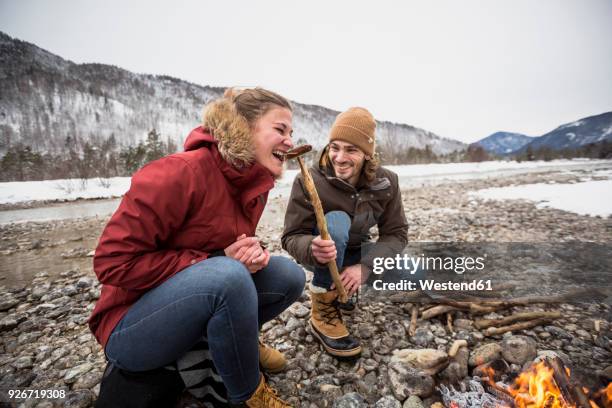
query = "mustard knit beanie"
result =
(329, 107, 376, 157)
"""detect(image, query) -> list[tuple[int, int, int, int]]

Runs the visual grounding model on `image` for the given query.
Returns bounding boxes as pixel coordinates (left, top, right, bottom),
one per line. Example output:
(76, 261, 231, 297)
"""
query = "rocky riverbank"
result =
(1, 168, 611, 407)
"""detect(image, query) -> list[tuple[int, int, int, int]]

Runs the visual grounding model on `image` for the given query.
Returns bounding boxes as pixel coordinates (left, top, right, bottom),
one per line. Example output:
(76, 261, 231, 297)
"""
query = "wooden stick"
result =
(474, 311, 561, 329)
(451, 283, 517, 299)
(297, 157, 348, 303)
(448, 339, 467, 358)
(484, 318, 556, 336)
(486, 380, 527, 404)
(408, 305, 418, 336)
(421, 305, 458, 320)
(434, 288, 596, 310)
(388, 291, 429, 304)
(548, 357, 576, 407)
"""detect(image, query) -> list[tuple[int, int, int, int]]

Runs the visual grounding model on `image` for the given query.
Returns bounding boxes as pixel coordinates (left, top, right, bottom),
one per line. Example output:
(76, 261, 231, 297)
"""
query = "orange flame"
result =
(589, 383, 611, 408)
(507, 362, 565, 408)
(601, 383, 612, 407)
(483, 361, 608, 408)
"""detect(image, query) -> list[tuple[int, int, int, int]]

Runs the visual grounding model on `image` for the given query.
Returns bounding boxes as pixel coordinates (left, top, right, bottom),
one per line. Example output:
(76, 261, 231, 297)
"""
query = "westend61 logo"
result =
(371, 253, 486, 275)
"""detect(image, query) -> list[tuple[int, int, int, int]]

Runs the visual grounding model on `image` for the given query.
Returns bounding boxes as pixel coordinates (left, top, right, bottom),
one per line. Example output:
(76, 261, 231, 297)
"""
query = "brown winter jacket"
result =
(281, 153, 408, 271)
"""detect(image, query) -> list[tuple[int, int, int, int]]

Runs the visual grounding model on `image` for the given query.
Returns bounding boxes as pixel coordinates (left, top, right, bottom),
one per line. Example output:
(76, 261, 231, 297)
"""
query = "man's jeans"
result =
(312, 211, 423, 290)
(105, 255, 305, 403)
(312, 211, 355, 289)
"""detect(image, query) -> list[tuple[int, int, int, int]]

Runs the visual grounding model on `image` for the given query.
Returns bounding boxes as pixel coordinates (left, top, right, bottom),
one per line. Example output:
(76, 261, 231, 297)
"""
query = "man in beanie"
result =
(282, 107, 408, 358)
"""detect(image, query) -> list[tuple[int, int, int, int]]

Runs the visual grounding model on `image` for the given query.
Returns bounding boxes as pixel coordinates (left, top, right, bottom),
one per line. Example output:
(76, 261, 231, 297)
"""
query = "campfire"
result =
(440, 357, 611, 408)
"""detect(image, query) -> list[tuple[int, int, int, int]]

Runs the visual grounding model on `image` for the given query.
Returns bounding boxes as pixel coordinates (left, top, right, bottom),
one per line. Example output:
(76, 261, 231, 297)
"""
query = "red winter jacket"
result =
(88, 127, 274, 347)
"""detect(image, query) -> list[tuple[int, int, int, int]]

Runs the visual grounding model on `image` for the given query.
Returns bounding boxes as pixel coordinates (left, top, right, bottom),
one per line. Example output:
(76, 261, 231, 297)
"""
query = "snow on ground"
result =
(472, 180, 612, 217)
(385, 158, 610, 177)
(0, 177, 132, 205)
(0, 159, 610, 205)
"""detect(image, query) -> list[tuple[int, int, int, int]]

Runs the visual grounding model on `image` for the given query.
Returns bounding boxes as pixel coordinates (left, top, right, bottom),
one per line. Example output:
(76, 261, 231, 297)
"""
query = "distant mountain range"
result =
(0, 31, 465, 156)
(475, 132, 534, 155)
(476, 112, 612, 155)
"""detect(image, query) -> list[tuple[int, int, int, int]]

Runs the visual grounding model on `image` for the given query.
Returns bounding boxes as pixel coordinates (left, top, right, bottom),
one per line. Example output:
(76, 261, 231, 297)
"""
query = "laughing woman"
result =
(89, 88, 304, 407)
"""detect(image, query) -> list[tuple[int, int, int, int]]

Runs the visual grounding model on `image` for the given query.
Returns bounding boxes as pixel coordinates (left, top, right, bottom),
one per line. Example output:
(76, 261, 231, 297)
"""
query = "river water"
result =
(1, 160, 611, 225)
(1, 160, 611, 288)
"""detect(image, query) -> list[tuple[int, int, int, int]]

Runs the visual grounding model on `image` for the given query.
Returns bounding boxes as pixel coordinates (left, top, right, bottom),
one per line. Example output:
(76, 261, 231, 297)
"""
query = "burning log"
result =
(474, 311, 561, 330)
(485, 380, 528, 406)
(483, 318, 557, 336)
(488, 358, 599, 408)
(547, 357, 592, 408)
(442, 357, 603, 408)
(543, 395, 555, 408)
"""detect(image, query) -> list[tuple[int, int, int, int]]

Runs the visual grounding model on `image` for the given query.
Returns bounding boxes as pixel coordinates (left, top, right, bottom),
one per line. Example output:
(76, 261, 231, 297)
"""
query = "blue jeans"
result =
(105, 255, 305, 403)
(312, 211, 423, 290)
(312, 211, 354, 289)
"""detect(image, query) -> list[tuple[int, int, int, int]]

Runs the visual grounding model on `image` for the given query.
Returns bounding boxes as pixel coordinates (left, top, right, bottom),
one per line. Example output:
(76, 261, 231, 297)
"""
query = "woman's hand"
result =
(224, 234, 269, 273)
(248, 248, 270, 273)
(224, 234, 258, 259)
(311, 235, 337, 264)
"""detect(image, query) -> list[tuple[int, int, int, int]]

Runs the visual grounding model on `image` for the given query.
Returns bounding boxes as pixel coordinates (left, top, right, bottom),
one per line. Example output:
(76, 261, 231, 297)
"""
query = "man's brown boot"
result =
(309, 287, 361, 359)
(259, 340, 286, 373)
(240, 374, 292, 407)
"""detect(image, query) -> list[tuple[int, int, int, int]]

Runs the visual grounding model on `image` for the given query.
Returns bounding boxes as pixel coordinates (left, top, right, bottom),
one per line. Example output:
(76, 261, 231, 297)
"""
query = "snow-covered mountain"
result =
(519, 112, 612, 152)
(0, 31, 465, 156)
(476, 112, 612, 155)
(475, 131, 534, 155)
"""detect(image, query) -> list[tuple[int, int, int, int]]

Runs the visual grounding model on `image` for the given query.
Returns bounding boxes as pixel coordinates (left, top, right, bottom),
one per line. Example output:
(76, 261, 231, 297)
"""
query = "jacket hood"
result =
(184, 126, 216, 151)
(184, 98, 254, 168)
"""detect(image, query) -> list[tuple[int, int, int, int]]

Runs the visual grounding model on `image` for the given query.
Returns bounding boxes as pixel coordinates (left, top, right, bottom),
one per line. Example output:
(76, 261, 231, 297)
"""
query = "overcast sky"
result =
(1, 0, 611, 143)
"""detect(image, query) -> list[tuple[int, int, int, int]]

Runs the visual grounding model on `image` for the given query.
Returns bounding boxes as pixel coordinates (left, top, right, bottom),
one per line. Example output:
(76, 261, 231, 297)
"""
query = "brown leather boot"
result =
(240, 375, 292, 407)
(309, 289, 361, 359)
(258, 340, 286, 373)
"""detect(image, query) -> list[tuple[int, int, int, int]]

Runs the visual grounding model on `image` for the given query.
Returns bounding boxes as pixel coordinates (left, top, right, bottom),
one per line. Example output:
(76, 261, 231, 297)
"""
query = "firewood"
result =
(454, 282, 517, 299)
(388, 290, 428, 303)
(486, 380, 533, 405)
(421, 305, 458, 320)
(448, 339, 467, 358)
(425, 299, 503, 315)
(483, 318, 555, 336)
(594, 319, 601, 332)
(408, 304, 418, 336)
(447, 312, 454, 333)
(433, 288, 595, 312)
(547, 357, 592, 408)
(419, 289, 591, 322)
(543, 395, 555, 408)
(474, 311, 561, 329)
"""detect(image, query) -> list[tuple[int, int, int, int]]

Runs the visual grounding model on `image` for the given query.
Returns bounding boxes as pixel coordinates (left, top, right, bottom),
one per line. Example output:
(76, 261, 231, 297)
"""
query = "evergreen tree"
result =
(144, 129, 165, 163)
